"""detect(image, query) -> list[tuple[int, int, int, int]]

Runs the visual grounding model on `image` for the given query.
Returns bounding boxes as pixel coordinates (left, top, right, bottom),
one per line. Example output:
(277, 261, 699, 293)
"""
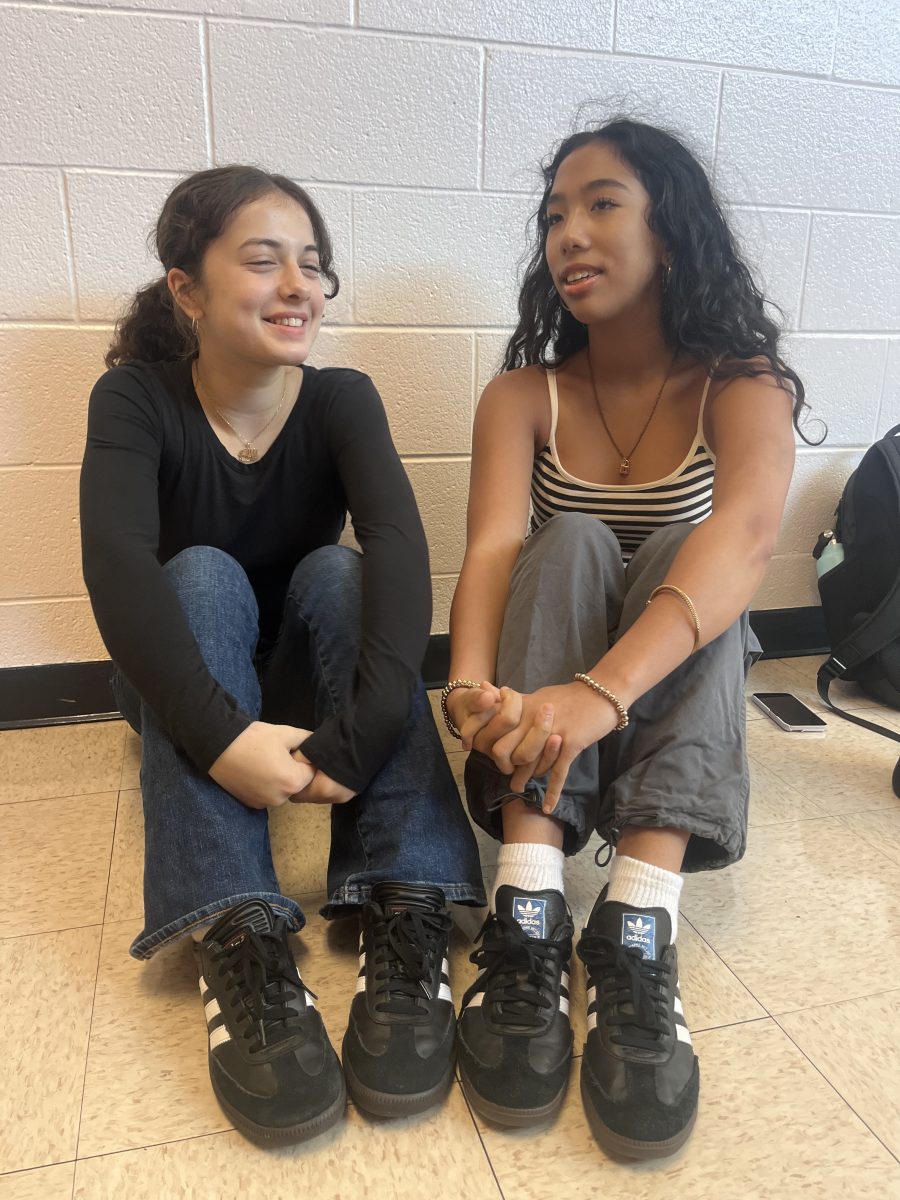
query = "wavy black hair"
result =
(106, 166, 339, 367)
(503, 119, 818, 439)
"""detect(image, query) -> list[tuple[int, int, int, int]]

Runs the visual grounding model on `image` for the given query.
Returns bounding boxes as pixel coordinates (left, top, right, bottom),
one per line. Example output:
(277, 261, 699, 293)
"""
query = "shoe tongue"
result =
(590, 899, 672, 961)
(371, 881, 445, 916)
(206, 899, 277, 947)
(495, 886, 567, 940)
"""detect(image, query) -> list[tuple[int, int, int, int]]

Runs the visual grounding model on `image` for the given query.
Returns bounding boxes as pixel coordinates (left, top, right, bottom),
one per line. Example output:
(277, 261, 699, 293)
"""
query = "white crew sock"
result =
(491, 841, 565, 909)
(606, 854, 683, 941)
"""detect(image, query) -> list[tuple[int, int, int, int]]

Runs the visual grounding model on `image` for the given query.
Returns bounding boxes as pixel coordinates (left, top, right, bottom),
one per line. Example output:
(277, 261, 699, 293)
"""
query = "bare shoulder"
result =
(708, 355, 795, 404)
(476, 364, 552, 448)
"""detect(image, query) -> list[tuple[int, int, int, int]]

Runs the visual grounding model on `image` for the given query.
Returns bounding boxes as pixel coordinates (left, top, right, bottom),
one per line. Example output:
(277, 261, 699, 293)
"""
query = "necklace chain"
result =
(193, 365, 288, 464)
(587, 351, 678, 477)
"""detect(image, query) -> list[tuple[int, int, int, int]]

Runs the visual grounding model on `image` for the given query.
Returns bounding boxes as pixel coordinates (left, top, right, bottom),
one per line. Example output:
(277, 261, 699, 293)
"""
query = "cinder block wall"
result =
(1, 1, 898, 667)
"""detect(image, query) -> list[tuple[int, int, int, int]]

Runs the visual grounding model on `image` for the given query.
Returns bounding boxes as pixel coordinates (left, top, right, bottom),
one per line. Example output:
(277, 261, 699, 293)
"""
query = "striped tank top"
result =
(530, 368, 716, 560)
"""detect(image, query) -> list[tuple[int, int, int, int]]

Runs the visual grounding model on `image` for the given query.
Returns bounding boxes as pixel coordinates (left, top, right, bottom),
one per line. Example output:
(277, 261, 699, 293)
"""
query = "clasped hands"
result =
(209, 720, 355, 811)
(447, 680, 621, 814)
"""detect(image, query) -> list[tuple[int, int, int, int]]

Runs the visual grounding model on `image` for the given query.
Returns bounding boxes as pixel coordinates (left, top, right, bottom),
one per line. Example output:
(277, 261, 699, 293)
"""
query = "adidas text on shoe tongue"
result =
(512, 896, 549, 939)
(621, 912, 657, 960)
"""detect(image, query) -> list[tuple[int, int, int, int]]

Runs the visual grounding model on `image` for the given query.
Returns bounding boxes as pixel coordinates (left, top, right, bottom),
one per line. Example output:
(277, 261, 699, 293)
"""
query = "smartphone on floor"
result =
(751, 692, 827, 733)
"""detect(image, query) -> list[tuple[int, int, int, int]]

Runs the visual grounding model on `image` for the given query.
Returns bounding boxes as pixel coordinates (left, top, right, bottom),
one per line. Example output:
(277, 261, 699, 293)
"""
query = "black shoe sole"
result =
(580, 1068, 697, 1160)
(211, 1068, 347, 1146)
(459, 1065, 569, 1128)
(343, 1053, 454, 1118)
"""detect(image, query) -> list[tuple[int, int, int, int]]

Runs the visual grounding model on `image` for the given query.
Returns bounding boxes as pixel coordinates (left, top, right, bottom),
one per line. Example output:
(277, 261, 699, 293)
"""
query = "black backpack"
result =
(813, 422, 900, 796)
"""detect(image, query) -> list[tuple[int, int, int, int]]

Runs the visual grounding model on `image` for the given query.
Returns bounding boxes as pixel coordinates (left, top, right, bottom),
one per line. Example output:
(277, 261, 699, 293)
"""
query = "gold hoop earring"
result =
(662, 264, 672, 291)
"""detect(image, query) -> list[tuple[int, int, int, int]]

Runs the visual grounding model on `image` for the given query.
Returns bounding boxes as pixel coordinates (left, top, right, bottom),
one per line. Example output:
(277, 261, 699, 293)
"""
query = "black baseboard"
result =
(0, 607, 829, 731)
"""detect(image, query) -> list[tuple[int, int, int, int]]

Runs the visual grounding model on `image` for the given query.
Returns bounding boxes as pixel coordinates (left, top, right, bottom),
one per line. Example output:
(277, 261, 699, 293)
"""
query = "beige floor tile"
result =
(747, 755, 829, 827)
(841, 808, 900, 868)
(747, 709, 900, 815)
(474, 1020, 900, 1199)
(103, 789, 144, 924)
(0, 927, 100, 1174)
(119, 728, 141, 790)
(73, 1081, 498, 1200)
(269, 801, 331, 897)
(779, 989, 900, 1159)
(77, 919, 232, 1158)
(77, 906, 361, 1159)
(0, 792, 117, 937)
(745, 655, 820, 719)
(0, 721, 124, 805)
(681, 817, 900, 1013)
(0, 1163, 75, 1200)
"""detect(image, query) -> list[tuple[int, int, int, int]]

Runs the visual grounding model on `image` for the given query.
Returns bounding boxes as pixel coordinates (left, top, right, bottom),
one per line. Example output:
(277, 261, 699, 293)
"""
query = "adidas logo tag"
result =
(622, 913, 656, 960)
(513, 896, 547, 940)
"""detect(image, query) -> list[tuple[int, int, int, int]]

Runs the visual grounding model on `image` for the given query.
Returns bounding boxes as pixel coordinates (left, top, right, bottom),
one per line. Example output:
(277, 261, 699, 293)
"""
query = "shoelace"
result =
(213, 921, 312, 1053)
(369, 907, 453, 1017)
(578, 934, 673, 1052)
(463, 913, 571, 1029)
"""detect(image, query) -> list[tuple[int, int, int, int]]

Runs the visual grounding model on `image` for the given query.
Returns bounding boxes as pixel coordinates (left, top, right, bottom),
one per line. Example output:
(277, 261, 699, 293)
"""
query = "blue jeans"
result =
(114, 544, 485, 960)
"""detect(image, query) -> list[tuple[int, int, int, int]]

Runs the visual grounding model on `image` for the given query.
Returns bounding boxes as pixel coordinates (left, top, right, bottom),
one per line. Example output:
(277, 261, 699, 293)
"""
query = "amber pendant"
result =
(618, 458, 631, 476)
(237, 446, 259, 464)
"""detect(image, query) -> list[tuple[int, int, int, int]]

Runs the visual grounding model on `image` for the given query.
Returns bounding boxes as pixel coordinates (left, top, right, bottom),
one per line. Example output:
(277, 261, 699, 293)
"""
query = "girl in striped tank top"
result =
(444, 120, 812, 1156)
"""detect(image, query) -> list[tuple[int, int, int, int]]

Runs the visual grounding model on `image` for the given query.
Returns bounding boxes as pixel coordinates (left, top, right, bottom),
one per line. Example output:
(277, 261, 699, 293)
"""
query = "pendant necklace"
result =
(588, 351, 678, 477)
(194, 365, 288, 464)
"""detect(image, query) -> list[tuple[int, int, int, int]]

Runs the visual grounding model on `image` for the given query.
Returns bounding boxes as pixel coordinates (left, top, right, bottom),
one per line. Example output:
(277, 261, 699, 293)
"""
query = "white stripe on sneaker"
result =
(559, 996, 570, 1016)
(204, 997, 221, 1024)
(209, 1024, 230, 1051)
(465, 991, 484, 1009)
(587, 1011, 597, 1031)
(355, 975, 366, 995)
(676, 1023, 692, 1045)
(438, 982, 453, 1002)
(674, 995, 684, 1017)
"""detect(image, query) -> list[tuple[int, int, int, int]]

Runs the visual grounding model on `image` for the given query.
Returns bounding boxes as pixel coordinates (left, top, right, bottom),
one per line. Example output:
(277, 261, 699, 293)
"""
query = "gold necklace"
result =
(194, 365, 288, 464)
(588, 351, 678, 477)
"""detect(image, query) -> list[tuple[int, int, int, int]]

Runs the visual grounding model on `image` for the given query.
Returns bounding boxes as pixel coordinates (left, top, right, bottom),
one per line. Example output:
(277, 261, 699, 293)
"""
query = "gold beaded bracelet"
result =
(573, 673, 629, 730)
(646, 584, 701, 652)
(440, 679, 480, 740)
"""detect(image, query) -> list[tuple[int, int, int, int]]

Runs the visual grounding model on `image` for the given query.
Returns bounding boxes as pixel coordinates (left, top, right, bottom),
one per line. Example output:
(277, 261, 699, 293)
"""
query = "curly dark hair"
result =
(503, 119, 818, 440)
(106, 166, 340, 367)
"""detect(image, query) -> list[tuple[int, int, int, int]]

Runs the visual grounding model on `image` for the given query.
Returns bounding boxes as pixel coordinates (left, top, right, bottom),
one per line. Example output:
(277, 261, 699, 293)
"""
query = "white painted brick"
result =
(783, 335, 886, 449)
(360, 0, 614, 51)
(403, 460, 470, 575)
(752, 553, 820, 610)
(0, 469, 83, 598)
(615, 0, 837, 75)
(834, 0, 900, 86)
(0, 169, 73, 320)
(0, 328, 111, 466)
(210, 26, 481, 188)
(310, 330, 473, 455)
(801, 216, 900, 331)
(67, 174, 352, 325)
(716, 73, 900, 211)
(727, 208, 810, 330)
(483, 50, 720, 192)
(878, 339, 900, 436)
(68, 173, 179, 323)
(353, 192, 533, 326)
(775, 449, 863, 557)
(431, 574, 457, 635)
(0, 9, 207, 170)
(78, 0, 351, 20)
(0, 600, 104, 667)
(476, 333, 511, 397)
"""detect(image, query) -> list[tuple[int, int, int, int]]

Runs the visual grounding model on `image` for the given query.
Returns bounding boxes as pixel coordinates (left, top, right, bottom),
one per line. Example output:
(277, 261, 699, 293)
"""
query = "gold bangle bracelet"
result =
(440, 679, 480, 740)
(573, 673, 629, 730)
(646, 584, 701, 651)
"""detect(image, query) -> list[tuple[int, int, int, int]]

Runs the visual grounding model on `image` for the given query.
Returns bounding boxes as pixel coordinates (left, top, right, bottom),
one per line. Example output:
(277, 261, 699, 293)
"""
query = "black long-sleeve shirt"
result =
(80, 358, 431, 793)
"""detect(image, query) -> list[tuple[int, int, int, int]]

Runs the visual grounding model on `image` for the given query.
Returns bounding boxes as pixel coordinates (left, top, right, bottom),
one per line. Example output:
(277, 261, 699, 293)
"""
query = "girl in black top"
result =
(81, 166, 484, 1143)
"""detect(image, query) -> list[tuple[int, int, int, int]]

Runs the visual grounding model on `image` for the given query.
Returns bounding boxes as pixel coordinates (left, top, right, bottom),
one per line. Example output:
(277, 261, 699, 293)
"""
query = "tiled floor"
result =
(2, 657, 900, 1199)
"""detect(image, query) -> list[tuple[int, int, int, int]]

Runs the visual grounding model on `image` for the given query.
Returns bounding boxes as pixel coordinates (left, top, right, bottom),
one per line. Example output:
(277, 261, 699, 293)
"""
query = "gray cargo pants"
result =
(464, 513, 762, 872)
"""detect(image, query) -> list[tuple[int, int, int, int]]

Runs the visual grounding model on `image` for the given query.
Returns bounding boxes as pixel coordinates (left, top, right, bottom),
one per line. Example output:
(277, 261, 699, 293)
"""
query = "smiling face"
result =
(173, 192, 326, 369)
(545, 140, 668, 327)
